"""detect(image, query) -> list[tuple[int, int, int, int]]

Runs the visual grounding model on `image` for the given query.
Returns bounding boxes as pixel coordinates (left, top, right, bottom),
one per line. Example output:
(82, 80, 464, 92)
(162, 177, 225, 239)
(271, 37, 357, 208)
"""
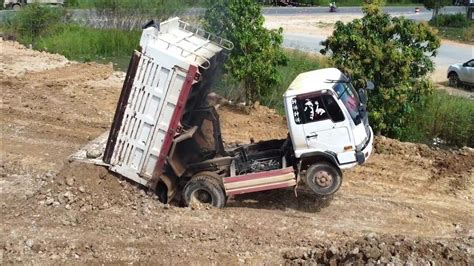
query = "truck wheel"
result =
(448, 72, 460, 87)
(304, 162, 342, 196)
(13, 4, 21, 10)
(183, 173, 226, 208)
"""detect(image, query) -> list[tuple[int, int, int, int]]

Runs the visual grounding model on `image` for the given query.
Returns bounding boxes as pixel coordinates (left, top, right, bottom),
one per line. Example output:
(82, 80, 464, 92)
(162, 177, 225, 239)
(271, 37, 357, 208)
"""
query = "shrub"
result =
(13, 3, 64, 42)
(204, 0, 287, 105)
(321, 0, 440, 137)
(429, 13, 470, 28)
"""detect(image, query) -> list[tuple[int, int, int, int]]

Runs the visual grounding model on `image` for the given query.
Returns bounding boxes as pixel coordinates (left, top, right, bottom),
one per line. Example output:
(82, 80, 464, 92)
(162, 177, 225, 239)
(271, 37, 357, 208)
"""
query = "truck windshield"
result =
(333, 83, 361, 123)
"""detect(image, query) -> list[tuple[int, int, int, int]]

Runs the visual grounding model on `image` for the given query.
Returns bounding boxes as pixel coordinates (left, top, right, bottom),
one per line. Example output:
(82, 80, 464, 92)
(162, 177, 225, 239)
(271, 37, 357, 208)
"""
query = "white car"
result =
(447, 59, 474, 88)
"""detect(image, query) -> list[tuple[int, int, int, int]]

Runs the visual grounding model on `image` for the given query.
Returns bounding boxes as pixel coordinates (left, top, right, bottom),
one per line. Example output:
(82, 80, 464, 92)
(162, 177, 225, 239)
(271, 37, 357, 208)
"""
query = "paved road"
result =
(282, 33, 473, 81)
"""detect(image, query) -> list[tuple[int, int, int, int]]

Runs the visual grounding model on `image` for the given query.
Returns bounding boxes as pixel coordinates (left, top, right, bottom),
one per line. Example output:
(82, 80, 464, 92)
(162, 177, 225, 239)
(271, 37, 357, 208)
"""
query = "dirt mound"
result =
(431, 148, 474, 193)
(374, 136, 436, 157)
(35, 162, 163, 213)
(218, 103, 288, 144)
(284, 234, 473, 264)
(0, 39, 70, 77)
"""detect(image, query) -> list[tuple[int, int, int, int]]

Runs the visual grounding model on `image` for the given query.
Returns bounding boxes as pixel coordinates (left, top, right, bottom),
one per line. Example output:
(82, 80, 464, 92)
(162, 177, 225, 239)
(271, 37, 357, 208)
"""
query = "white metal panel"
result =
(110, 46, 189, 184)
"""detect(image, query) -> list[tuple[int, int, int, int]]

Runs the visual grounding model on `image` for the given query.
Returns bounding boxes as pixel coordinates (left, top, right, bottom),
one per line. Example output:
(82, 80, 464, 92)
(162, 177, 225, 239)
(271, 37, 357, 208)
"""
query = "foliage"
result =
(321, 0, 440, 137)
(13, 3, 63, 42)
(423, 0, 451, 18)
(400, 90, 474, 148)
(429, 13, 470, 28)
(204, 0, 287, 104)
(214, 49, 327, 112)
(33, 24, 140, 68)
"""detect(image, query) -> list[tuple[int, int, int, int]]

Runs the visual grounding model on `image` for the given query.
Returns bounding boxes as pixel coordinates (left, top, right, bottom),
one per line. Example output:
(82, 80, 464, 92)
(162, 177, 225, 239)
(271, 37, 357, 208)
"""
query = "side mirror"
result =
(366, 81, 375, 90)
(358, 89, 368, 104)
(463, 62, 468, 67)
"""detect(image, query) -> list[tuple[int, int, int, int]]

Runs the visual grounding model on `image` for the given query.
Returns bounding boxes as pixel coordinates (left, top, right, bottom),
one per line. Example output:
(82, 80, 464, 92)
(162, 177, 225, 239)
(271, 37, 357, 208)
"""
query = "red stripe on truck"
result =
(226, 182, 295, 196)
(224, 167, 294, 183)
(149, 65, 198, 190)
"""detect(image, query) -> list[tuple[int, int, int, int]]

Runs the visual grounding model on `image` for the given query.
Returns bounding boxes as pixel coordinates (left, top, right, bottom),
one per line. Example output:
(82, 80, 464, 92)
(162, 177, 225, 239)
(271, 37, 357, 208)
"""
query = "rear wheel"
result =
(448, 72, 460, 87)
(304, 162, 342, 196)
(13, 4, 21, 10)
(183, 172, 226, 208)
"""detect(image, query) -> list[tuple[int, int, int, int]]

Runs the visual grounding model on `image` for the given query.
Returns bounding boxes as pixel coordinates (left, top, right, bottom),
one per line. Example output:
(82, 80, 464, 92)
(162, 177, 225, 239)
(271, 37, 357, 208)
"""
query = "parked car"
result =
(447, 59, 474, 88)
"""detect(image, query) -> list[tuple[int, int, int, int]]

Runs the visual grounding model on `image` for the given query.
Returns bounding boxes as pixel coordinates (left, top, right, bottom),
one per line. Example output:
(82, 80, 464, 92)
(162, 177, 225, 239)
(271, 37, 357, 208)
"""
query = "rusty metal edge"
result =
(103, 50, 141, 164)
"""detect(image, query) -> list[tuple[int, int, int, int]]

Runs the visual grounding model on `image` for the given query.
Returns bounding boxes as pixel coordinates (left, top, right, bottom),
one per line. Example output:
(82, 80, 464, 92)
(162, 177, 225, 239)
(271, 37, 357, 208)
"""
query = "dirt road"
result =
(1, 40, 473, 264)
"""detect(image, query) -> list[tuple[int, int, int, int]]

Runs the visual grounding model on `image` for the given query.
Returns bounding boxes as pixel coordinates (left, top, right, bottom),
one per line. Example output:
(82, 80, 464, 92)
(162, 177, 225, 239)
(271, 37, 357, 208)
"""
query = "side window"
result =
(467, 60, 474, 67)
(292, 96, 329, 124)
(322, 95, 345, 122)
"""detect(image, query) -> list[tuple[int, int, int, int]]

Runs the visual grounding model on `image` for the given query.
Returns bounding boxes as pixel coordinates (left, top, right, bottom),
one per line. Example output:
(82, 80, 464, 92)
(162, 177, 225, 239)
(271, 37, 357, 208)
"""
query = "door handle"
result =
(306, 133, 318, 139)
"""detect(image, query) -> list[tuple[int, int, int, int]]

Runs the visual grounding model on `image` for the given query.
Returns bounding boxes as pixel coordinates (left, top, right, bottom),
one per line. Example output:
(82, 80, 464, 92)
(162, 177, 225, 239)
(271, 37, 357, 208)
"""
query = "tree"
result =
(204, 0, 287, 104)
(321, 0, 440, 137)
(423, 0, 452, 18)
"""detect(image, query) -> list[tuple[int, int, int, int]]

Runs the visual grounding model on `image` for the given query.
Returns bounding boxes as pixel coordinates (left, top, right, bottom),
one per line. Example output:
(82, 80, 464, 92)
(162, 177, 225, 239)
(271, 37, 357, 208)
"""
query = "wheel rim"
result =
(190, 189, 213, 204)
(449, 74, 459, 87)
(314, 170, 334, 188)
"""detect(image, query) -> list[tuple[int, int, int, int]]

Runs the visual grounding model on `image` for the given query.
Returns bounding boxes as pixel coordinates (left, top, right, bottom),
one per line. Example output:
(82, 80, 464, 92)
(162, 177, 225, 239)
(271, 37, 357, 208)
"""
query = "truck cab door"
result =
(463, 60, 474, 83)
(295, 94, 353, 155)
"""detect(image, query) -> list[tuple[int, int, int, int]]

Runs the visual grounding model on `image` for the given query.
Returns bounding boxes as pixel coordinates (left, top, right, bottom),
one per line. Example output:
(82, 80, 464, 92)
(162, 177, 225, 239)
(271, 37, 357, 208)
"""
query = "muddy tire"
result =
(183, 173, 226, 208)
(13, 4, 21, 10)
(448, 72, 460, 88)
(304, 162, 342, 196)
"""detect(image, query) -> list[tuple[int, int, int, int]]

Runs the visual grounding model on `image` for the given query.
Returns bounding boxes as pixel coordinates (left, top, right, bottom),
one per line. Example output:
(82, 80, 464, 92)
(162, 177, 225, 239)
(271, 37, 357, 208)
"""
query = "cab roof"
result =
(283, 68, 346, 97)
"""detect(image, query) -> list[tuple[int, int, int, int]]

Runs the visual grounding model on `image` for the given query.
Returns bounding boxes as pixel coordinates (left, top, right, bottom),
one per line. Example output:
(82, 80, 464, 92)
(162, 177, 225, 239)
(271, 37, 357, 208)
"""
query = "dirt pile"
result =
(218, 103, 288, 144)
(0, 40, 70, 77)
(284, 233, 473, 264)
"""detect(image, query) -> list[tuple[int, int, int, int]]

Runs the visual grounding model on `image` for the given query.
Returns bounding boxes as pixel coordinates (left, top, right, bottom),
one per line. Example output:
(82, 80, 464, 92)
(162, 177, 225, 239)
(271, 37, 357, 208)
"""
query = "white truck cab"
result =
(284, 68, 373, 169)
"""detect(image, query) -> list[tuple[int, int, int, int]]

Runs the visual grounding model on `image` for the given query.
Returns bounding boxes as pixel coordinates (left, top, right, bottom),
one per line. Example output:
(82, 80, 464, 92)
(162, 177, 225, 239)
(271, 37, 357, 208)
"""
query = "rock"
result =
(78, 186, 85, 193)
(86, 149, 102, 159)
(25, 239, 34, 248)
(65, 177, 74, 187)
(65, 204, 71, 210)
(283, 249, 306, 260)
(351, 247, 360, 255)
(45, 197, 54, 205)
(327, 246, 339, 257)
(365, 232, 379, 241)
(64, 191, 74, 202)
(364, 246, 382, 260)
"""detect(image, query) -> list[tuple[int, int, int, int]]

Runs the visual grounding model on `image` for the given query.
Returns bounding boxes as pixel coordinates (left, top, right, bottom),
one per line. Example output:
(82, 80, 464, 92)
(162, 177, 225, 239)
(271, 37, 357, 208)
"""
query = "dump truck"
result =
(73, 17, 374, 208)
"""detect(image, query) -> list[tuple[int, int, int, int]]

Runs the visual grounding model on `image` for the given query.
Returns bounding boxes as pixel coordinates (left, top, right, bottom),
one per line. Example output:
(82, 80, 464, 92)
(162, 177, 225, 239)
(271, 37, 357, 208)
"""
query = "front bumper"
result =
(356, 126, 374, 165)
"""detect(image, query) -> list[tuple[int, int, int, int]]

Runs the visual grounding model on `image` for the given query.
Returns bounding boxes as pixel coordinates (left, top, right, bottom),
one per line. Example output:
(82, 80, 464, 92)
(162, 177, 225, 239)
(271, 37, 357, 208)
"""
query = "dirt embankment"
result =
(1, 40, 473, 264)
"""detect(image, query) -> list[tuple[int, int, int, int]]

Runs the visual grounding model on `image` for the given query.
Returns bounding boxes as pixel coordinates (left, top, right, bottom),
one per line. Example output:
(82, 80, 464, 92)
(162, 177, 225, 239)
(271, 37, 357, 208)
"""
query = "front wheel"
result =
(448, 72, 460, 88)
(182, 173, 226, 208)
(304, 162, 342, 196)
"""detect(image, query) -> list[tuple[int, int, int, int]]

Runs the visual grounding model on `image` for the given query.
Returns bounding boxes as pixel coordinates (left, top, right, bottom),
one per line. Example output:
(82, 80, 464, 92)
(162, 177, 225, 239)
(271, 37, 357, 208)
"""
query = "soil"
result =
(1, 39, 473, 264)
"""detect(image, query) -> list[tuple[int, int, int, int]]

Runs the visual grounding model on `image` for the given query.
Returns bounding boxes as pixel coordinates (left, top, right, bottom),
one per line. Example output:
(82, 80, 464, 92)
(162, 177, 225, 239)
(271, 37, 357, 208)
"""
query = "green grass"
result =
(31, 24, 140, 70)
(435, 25, 474, 44)
(400, 90, 474, 147)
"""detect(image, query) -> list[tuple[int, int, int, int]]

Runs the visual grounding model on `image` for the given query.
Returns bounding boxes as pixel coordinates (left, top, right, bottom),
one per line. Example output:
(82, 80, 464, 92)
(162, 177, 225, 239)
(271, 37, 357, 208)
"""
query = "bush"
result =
(429, 13, 470, 28)
(205, 0, 287, 104)
(321, 0, 440, 137)
(400, 90, 474, 147)
(13, 3, 64, 42)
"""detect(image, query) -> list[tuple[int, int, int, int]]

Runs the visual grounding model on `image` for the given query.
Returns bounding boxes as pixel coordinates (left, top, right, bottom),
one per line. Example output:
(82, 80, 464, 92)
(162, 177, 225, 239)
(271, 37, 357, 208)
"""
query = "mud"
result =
(1, 39, 473, 264)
